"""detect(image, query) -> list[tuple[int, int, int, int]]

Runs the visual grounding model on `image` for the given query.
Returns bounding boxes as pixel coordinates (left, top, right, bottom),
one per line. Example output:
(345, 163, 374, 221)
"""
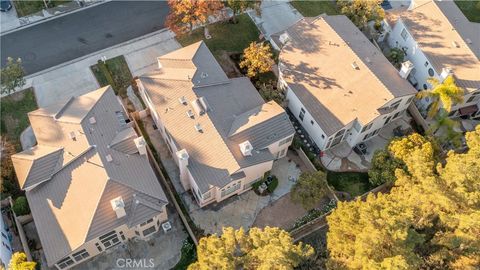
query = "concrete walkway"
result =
(18, 29, 180, 108)
(247, 0, 303, 39)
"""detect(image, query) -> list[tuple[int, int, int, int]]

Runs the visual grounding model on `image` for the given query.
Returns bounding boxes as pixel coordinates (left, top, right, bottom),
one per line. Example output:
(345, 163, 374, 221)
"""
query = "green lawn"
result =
(90, 55, 133, 98)
(327, 171, 373, 198)
(13, 0, 71, 17)
(290, 0, 339, 17)
(454, 0, 480, 22)
(176, 14, 260, 56)
(0, 88, 38, 148)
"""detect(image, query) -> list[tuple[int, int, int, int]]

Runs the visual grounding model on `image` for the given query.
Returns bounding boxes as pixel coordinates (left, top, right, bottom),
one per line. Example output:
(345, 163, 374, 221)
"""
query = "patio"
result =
(141, 116, 308, 235)
(321, 113, 414, 171)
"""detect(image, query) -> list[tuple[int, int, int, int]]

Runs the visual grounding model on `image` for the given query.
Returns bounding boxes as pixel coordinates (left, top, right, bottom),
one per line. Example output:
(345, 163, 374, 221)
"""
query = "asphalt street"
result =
(0, 1, 170, 75)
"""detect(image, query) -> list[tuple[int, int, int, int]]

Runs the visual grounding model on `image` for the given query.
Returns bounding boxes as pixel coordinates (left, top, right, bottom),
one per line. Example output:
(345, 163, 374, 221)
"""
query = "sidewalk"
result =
(20, 29, 180, 108)
(0, 1, 105, 34)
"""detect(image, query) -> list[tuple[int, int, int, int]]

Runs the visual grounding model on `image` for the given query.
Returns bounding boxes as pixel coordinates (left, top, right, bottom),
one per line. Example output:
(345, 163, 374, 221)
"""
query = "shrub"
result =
(387, 48, 405, 68)
(252, 180, 263, 190)
(292, 136, 303, 150)
(97, 60, 116, 90)
(12, 196, 30, 216)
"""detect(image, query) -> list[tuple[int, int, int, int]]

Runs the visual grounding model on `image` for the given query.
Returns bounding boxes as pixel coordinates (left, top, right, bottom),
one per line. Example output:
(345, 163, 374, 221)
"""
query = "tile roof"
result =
(11, 87, 167, 266)
(278, 15, 417, 135)
(388, 0, 480, 92)
(139, 41, 294, 192)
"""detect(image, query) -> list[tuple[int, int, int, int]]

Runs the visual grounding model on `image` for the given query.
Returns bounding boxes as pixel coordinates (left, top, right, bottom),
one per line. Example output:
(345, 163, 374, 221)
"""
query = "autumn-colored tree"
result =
(368, 149, 405, 186)
(416, 75, 464, 118)
(291, 171, 330, 210)
(225, 0, 261, 23)
(165, 0, 224, 34)
(1, 57, 26, 95)
(327, 129, 480, 269)
(8, 252, 36, 270)
(337, 0, 385, 30)
(240, 42, 274, 78)
(188, 227, 314, 270)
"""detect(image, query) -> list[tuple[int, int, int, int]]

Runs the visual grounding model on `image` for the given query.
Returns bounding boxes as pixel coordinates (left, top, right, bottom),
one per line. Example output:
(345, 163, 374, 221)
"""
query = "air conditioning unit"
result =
(134, 136, 147, 155)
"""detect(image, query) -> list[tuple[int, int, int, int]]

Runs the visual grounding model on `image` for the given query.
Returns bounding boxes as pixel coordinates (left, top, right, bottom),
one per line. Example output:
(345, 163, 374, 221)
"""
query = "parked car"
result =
(0, 0, 12, 12)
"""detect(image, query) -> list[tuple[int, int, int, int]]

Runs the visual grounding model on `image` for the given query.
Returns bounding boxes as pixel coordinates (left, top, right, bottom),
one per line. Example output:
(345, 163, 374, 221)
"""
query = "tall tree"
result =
(8, 252, 36, 270)
(240, 41, 274, 78)
(368, 149, 405, 186)
(188, 227, 314, 270)
(225, 0, 260, 23)
(337, 0, 385, 30)
(291, 171, 330, 210)
(428, 109, 462, 148)
(165, 0, 224, 35)
(327, 129, 480, 269)
(1, 57, 26, 95)
(416, 75, 464, 118)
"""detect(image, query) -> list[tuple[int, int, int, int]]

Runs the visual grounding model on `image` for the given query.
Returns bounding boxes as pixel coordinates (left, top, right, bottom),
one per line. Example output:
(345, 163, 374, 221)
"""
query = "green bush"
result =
(292, 136, 303, 150)
(267, 175, 278, 193)
(252, 180, 263, 190)
(12, 196, 30, 216)
(97, 60, 116, 90)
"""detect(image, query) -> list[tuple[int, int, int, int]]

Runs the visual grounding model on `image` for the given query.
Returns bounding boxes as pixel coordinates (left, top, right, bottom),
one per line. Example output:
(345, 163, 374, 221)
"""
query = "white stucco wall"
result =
(285, 86, 329, 149)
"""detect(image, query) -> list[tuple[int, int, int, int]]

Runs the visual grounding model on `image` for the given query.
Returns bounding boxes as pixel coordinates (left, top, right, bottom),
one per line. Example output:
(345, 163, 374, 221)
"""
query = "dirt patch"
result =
(215, 50, 243, 78)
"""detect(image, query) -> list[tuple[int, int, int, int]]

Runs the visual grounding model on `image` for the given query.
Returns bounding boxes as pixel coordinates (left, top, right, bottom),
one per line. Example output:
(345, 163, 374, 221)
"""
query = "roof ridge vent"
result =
(186, 110, 195, 119)
(351, 61, 359, 70)
(194, 123, 203, 133)
(178, 96, 188, 105)
(451, 41, 459, 48)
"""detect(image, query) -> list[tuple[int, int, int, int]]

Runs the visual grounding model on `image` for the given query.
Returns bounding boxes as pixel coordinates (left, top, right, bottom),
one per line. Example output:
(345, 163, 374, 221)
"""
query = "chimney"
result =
(399, 60, 414, 79)
(440, 67, 452, 81)
(176, 149, 190, 190)
(110, 197, 126, 218)
(239, 141, 253, 156)
(134, 136, 147, 155)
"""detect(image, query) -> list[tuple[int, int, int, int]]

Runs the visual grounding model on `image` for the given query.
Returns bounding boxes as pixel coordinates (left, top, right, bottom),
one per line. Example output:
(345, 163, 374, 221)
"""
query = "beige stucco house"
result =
(11, 86, 169, 269)
(273, 15, 417, 151)
(137, 41, 295, 207)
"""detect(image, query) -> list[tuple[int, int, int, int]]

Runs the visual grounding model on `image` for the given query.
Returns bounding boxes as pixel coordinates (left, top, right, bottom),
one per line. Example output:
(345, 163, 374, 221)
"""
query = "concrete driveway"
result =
(27, 29, 180, 108)
(247, 0, 303, 39)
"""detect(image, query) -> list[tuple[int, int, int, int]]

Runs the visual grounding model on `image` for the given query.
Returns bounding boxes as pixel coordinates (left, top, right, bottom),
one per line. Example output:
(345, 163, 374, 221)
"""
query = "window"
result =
(407, 96, 414, 104)
(278, 136, 293, 146)
(99, 231, 120, 249)
(95, 243, 102, 252)
(361, 123, 373, 133)
(1, 232, 6, 239)
(299, 108, 305, 121)
(423, 84, 428, 90)
(424, 61, 429, 67)
(466, 92, 480, 103)
(221, 182, 241, 197)
(57, 257, 75, 269)
(140, 218, 154, 227)
(310, 120, 314, 125)
(428, 68, 434, 76)
(401, 28, 408, 41)
(143, 226, 156, 237)
(393, 111, 401, 119)
(384, 116, 392, 125)
(390, 100, 401, 111)
(72, 249, 90, 262)
(363, 129, 380, 140)
(119, 231, 126, 241)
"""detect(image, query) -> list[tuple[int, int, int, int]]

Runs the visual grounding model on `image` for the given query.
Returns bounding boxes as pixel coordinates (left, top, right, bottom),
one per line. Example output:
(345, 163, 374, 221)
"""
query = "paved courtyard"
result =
(321, 114, 414, 171)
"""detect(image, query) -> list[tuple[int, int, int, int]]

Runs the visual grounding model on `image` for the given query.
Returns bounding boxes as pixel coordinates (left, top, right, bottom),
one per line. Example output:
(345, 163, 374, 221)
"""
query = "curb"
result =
(1, 0, 111, 36)
(24, 28, 172, 80)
